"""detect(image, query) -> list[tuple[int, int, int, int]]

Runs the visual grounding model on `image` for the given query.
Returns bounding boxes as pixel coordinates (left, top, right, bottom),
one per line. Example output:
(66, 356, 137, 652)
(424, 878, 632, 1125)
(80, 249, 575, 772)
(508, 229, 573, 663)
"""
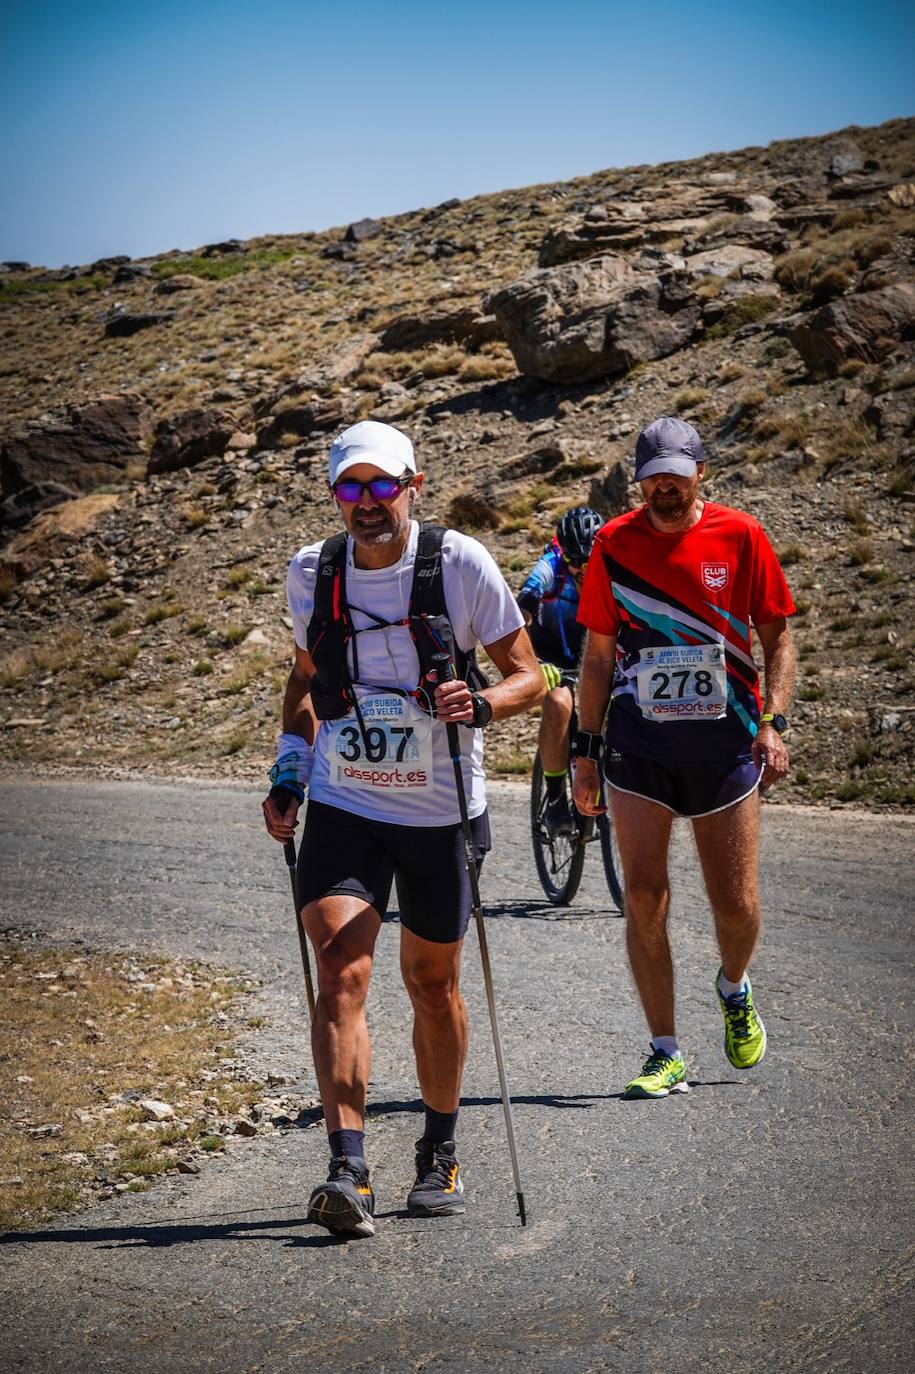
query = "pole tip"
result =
(517, 1193, 527, 1227)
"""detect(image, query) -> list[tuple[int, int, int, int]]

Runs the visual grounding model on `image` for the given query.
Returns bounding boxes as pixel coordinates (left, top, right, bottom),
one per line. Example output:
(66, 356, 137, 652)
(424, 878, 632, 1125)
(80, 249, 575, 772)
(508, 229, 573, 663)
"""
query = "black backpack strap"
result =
(311, 531, 348, 629)
(408, 523, 489, 705)
(409, 523, 447, 617)
(306, 532, 354, 720)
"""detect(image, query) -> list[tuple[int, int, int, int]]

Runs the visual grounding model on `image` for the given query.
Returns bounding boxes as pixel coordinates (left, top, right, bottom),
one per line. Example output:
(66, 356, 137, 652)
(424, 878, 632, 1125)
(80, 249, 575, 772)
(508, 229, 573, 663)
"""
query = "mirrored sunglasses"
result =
(331, 474, 413, 503)
(329, 472, 412, 505)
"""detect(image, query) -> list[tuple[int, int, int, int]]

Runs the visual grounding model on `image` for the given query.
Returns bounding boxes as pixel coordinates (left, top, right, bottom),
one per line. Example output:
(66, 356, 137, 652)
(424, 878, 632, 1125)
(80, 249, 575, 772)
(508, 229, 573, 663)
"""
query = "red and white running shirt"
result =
(577, 502, 795, 765)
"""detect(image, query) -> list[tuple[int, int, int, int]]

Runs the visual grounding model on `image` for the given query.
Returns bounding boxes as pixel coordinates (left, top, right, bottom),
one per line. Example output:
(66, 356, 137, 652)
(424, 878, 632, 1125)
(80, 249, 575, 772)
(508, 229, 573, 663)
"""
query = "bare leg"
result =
(538, 684, 574, 774)
(692, 790, 762, 983)
(400, 927, 466, 1113)
(301, 896, 381, 1132)
(611, 788, 676, 1039)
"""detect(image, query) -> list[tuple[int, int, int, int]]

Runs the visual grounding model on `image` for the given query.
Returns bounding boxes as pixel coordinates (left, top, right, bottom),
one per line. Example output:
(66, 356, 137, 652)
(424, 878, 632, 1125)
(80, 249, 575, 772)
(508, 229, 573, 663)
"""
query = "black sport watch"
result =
(469, 692, 493, 728)
(760, 712, 788, 733)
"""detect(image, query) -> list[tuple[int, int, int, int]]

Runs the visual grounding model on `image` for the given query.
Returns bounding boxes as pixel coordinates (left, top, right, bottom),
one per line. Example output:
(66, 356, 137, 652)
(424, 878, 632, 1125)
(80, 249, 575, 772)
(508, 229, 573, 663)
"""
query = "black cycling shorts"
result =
(605, 751, 762, 819)
(296, 799, 491, 944)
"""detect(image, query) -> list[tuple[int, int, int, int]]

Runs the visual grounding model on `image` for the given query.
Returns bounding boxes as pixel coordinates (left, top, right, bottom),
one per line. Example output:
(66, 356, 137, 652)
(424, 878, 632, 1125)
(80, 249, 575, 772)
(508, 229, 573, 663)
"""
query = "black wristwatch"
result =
(469, 692, 493, 728)
(759, 712, 788, 734)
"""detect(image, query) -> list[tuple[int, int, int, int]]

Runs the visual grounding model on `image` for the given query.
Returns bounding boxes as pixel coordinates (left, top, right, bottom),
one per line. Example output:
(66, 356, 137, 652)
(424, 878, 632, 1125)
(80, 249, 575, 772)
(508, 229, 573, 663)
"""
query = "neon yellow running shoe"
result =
(623, 1047, 688, 1099)
(716, 971, 767, 1069)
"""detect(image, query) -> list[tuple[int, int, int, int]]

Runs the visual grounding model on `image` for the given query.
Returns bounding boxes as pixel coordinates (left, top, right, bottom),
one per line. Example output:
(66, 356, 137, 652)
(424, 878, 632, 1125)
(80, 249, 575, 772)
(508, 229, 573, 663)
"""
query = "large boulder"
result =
(788, 283, 915, 373)
(147, 408, 238, 474)
(485, 256, 701, 385)
(1, 394, 152, 527)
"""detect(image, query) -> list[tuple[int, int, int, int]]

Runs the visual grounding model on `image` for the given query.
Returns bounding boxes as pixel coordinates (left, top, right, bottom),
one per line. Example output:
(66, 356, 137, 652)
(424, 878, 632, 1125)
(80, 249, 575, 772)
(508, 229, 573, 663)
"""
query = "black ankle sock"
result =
(328, 1128, 365, 1162)
(544, 772, 565, 802)
(423, 1105, 459, 1144)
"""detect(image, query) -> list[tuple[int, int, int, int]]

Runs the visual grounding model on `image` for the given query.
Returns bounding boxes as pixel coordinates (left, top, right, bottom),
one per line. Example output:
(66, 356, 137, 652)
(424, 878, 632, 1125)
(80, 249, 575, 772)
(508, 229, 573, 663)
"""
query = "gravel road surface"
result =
(1, 779, 913, 1372)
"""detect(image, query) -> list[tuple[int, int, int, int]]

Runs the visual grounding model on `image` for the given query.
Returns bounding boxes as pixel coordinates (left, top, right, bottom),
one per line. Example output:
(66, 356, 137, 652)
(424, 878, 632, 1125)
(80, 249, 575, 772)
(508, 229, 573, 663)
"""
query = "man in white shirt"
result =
(263, 420, 543, 1238)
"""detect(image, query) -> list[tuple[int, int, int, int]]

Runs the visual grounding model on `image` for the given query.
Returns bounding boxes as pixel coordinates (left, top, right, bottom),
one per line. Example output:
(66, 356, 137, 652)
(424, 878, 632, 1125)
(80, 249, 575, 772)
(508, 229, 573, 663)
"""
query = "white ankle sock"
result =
(651, 1036, 680, 1058)
(718, 971, 748, 998)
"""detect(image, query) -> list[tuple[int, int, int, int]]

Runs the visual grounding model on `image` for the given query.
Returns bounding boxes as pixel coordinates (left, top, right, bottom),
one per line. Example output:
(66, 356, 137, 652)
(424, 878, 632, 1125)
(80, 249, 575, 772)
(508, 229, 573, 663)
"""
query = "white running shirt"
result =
(287, 522, 524, 826)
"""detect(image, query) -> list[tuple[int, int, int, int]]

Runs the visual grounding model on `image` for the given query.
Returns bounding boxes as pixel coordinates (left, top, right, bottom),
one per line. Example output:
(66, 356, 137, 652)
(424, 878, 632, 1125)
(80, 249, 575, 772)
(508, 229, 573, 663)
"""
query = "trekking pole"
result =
(432, 652, 527, 1227)
(283, 837, 317, 1022)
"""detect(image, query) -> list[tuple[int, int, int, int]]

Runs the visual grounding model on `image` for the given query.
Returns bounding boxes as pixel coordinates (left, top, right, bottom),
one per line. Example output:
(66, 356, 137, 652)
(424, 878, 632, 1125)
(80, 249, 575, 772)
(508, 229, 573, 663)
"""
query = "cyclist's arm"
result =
(517, 550, 560, 619)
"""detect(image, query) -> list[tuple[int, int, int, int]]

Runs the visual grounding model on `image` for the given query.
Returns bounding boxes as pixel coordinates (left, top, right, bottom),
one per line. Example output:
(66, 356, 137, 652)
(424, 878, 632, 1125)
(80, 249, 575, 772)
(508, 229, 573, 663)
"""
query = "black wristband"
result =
(573, 730, 603, 762)
(269, 784, 300, 812)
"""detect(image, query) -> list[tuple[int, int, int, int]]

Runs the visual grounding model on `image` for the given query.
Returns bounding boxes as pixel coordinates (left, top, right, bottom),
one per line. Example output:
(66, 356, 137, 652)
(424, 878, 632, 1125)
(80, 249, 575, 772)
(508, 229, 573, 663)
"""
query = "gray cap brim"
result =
(636, 455, 698, 480)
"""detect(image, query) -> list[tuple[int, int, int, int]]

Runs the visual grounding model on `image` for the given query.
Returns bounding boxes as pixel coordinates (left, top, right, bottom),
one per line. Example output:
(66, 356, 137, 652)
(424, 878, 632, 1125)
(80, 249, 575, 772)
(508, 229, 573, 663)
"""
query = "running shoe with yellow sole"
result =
(716, 971, 767, 1069)
(406, 1139, 465, 1217)
(623, 1047, 689, 1099)
(307, 1155, 375, 1238)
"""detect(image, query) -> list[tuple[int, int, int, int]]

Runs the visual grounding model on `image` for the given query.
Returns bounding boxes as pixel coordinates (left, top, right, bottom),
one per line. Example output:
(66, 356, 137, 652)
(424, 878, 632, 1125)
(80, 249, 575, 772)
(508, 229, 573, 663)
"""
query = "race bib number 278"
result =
(635, 644, 728, 723)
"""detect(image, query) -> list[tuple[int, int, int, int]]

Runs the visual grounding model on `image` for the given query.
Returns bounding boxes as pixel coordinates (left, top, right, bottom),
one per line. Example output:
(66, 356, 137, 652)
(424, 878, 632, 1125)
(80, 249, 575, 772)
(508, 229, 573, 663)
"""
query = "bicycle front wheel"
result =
(530, 751, 587, 906)
(597, 810, 624, 913)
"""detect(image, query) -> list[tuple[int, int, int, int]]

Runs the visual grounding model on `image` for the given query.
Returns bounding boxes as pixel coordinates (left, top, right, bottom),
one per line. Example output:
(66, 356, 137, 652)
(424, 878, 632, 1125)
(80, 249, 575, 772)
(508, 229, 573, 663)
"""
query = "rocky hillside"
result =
(2, 118, 914, 809)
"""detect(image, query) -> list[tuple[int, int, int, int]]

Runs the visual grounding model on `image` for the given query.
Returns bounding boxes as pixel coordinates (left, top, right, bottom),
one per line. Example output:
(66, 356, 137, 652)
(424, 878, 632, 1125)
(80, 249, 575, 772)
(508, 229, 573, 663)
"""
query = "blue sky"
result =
(2, 0, 913, 267)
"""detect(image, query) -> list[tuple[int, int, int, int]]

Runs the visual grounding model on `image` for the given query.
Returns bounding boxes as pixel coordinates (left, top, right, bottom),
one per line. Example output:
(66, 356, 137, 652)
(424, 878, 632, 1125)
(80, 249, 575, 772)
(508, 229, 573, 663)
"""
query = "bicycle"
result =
(530, 670, 624, 910)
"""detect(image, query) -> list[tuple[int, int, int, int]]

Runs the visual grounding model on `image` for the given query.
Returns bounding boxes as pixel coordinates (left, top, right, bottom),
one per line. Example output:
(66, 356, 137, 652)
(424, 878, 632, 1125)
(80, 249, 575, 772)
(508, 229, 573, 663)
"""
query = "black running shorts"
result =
(605, 751, 762, 819)
(296, 799, 491, 944)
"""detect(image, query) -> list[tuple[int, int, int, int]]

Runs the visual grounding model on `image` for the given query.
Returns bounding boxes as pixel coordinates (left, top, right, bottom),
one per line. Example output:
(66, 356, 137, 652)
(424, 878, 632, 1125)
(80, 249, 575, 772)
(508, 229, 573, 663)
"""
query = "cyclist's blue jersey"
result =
(518, 540, 583, 669)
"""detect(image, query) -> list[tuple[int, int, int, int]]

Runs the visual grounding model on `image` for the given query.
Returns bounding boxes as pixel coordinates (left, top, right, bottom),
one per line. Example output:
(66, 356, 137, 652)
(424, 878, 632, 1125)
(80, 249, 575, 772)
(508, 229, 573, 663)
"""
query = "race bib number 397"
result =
(327, 694, 434, 791)
(635, 644, 728, 723)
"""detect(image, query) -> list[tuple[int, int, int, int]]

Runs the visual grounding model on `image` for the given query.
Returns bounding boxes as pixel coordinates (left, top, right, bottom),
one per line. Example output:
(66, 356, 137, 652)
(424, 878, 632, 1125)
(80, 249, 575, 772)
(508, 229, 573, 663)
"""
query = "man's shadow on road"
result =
(0, 1085, 746, 1252)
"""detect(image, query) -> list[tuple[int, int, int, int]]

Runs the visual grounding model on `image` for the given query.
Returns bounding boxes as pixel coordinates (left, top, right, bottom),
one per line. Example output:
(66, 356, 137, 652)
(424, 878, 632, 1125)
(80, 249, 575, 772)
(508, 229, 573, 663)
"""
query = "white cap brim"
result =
(332, 450, 414, 481)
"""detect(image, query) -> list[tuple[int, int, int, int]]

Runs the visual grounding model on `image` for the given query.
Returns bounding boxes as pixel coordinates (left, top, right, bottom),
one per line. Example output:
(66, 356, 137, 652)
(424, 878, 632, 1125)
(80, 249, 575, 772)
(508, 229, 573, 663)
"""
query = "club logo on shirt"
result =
(701, 562, 729, 591)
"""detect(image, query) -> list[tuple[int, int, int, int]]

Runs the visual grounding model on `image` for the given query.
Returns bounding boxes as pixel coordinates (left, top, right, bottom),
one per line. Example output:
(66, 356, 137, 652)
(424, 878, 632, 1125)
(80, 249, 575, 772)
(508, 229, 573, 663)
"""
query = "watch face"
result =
(473, 693, 492, 726)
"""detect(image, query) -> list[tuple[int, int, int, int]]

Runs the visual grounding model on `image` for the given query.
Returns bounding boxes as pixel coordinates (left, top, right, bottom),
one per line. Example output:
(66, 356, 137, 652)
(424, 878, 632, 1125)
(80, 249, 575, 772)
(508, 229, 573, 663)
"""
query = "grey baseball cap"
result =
(634, 416, 705, 480)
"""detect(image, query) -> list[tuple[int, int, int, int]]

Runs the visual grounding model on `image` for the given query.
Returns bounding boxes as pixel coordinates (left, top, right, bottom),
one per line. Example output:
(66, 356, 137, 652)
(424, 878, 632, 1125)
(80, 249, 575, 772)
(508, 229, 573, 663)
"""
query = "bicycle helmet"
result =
(555, 506, 602, 565)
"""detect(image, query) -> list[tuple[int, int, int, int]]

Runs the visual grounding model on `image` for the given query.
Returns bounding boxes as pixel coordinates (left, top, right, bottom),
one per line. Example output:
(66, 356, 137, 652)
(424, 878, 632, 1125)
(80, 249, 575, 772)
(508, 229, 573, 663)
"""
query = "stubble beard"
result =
(350, 505, 409, 548)
(648, 489, 690, 523)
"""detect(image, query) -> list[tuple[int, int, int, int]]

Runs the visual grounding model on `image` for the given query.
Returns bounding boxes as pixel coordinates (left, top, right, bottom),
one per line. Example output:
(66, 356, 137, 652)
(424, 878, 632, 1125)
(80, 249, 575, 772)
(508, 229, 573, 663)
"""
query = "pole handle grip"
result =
(430, 650, 454, 684)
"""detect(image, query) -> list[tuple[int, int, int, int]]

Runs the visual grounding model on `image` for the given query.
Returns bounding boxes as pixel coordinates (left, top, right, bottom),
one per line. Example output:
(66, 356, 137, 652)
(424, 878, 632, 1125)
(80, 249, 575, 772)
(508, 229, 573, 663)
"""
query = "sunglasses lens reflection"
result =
(334, 477, 405, 502)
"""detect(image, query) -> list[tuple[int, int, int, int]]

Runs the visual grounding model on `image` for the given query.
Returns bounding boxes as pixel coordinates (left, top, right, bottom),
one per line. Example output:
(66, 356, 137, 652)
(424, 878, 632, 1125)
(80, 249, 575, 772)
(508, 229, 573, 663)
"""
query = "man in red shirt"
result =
(572, 416, 796, 1098)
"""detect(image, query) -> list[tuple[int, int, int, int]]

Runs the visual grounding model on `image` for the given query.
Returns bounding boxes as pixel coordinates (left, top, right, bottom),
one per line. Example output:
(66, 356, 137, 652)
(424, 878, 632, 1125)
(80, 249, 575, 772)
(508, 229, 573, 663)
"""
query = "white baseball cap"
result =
(328, 421, 416, 483)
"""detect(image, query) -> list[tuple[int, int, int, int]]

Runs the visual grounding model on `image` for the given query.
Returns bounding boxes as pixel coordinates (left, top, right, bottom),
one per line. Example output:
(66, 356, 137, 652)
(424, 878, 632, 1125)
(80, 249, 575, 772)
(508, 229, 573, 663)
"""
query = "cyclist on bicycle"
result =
(518, 505, 603, 836)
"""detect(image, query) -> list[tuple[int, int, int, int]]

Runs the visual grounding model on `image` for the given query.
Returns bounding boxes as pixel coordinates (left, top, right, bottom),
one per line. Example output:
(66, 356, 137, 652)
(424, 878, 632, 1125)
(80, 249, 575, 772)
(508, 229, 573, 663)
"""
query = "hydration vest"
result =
(305, 523, 488, 720)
